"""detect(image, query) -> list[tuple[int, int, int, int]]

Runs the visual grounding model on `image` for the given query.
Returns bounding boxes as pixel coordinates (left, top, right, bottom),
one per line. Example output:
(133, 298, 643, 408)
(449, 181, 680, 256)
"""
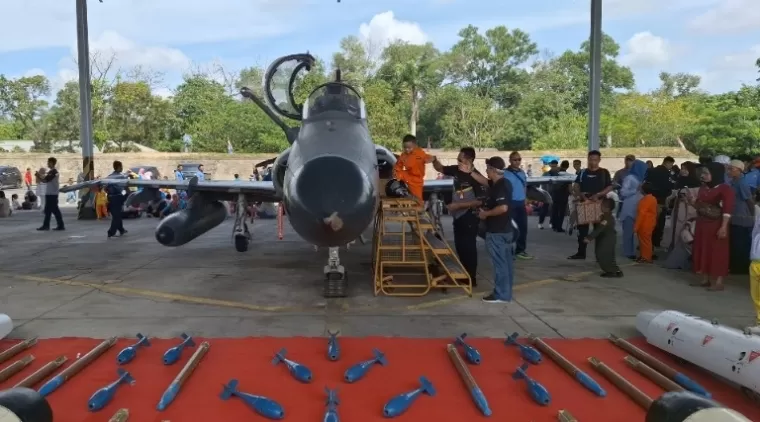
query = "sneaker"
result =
(747, 326, 760, 335)
(600, 271, 624, 278)
(482, 294, 507, 303)
(567, 254, 585, 260)
(537, 224, 544, 230)
(516, 252, 533, 260)
(36, 227, 49, 231)
(119, 230, 128, 236)
(52, 227, 65, 231)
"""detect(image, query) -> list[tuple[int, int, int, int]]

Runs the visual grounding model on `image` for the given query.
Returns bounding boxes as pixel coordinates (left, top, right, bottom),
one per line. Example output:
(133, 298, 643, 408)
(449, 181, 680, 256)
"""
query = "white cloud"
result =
(359, 11, 428, 49)
(689, 0, 760, 34)
(86, 31, 191, 72)
(620, 32, 673, 68)
(700, 44, 760, 92)
(0, 0, 303, 54)
(45, 31, 191, 97)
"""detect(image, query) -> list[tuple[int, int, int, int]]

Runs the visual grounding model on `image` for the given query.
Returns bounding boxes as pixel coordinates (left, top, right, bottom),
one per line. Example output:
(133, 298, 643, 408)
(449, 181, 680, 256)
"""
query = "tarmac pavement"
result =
(0, 208, 755, 339)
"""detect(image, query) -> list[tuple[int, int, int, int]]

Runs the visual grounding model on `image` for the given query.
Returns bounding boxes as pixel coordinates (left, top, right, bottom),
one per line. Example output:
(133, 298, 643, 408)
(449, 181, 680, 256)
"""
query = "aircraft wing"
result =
(59, 177, 280, 203)
(424, 175, 576, 191)
(423, 175, 576, 204)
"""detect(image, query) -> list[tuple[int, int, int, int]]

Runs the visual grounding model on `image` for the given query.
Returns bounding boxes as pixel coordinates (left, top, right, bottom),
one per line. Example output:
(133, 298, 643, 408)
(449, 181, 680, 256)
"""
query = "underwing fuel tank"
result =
(155, 200, 227, 247)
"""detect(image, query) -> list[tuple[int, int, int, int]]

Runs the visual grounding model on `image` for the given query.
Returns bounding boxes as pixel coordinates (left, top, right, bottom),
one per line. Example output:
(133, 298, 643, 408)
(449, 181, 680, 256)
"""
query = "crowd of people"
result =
(394, 138, 760, 333)
(3, 145, 758, 331)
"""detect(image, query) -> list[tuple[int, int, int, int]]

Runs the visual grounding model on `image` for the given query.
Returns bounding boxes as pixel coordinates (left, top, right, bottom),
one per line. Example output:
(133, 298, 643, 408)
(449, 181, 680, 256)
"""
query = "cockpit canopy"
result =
(302, 82, 366, 120)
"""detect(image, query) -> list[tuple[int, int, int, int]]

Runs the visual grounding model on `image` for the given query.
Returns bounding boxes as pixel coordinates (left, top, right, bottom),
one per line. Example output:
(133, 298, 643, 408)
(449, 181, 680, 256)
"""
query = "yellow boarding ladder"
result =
(373, 198, 472, 297)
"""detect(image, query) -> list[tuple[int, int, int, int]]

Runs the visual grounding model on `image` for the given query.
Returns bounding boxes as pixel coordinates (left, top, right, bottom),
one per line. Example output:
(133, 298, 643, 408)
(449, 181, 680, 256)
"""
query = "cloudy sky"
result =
(0, 0, 757, 97)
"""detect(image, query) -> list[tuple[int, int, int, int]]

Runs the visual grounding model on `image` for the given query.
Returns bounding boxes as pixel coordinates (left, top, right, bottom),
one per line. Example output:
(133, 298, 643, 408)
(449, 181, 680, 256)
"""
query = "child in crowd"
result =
(635, 183, 658, 263)
(584, 197, 623, 277)
(95, 186, 109, 219)
(65, 178, 77, 203)
(749, 204, 760, 335)
(11, 194, 21, 210)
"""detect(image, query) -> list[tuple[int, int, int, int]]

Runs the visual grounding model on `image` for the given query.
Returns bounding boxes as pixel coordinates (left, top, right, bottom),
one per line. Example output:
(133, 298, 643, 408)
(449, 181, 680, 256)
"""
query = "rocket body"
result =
(636, 310, 760, 395)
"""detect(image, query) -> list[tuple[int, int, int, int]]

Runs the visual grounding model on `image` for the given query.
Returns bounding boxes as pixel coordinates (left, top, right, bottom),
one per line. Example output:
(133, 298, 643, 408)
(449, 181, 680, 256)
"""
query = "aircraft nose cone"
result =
(289, 155, 375, 246)
(296, 156, 369, 218)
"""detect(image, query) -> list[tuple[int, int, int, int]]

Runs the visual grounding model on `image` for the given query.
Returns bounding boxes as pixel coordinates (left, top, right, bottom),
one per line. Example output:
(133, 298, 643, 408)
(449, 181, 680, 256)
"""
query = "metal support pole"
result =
(76, 0, 96, 219)
(587, 0, 603, 152)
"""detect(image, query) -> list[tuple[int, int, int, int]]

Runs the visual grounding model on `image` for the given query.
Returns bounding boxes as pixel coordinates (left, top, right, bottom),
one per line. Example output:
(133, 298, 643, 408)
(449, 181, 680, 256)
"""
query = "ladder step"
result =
(439, 255, 468, 278)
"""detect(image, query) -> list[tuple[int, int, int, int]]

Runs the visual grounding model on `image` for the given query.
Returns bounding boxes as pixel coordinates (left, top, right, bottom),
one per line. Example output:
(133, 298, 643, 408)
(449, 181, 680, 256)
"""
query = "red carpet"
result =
(0, 337, 756, 422)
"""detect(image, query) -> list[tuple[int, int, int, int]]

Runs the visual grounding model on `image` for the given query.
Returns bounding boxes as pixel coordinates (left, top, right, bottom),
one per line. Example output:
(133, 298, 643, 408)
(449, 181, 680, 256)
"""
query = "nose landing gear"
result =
(232, 193, 253, 253)
(324, 246, 347, 297)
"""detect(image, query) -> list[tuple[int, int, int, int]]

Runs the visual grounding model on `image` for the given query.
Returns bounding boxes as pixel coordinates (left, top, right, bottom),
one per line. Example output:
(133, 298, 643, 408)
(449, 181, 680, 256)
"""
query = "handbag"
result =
(694, 201, 721, 219)
(575, 200, 603, 225)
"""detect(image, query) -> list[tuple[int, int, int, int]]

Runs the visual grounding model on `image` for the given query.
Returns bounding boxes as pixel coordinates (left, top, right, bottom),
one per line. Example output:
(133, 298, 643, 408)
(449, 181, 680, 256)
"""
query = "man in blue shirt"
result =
(196, 164, 206, 181)
(745, 157, 760, 193)
(174, 164, 184, 181)
(504, 151, 532, 260)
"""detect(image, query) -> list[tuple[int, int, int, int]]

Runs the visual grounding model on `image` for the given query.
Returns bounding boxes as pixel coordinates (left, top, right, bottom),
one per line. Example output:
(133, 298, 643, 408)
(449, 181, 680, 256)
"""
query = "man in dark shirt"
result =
(106, 160, 129, 239)
(550, 160, 572, 231)
(479, 156, 514, 304)
(568, 150, 613, 260)
(644, 156, 675, 248)
(538, 160, 559, 230)
(432, 147, 489, 287)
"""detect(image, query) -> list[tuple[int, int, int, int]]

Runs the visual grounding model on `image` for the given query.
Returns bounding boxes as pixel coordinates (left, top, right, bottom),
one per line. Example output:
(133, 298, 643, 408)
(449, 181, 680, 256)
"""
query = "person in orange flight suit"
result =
(393, 134, 435, 201)
(635, 182, 658, 263)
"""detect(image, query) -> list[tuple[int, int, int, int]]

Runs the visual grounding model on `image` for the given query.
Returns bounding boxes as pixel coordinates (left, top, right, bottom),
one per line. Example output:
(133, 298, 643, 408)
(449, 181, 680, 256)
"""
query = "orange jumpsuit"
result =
(394, 147, 432, 201)
(95, 189, 109, 219)
(635, 194, 658, 261)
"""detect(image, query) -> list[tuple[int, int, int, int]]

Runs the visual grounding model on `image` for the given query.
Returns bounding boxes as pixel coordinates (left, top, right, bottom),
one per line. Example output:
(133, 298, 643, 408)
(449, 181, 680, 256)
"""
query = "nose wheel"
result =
(324, 246, 347, 297)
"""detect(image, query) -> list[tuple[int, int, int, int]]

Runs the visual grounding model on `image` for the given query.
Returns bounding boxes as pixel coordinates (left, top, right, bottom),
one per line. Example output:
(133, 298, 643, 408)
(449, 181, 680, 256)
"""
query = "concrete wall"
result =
(0, 150, 696, 182)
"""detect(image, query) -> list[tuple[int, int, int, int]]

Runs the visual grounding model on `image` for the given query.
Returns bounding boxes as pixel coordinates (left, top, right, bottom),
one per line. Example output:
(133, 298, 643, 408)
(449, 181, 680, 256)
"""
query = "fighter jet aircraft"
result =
(61, 52, 574, 297)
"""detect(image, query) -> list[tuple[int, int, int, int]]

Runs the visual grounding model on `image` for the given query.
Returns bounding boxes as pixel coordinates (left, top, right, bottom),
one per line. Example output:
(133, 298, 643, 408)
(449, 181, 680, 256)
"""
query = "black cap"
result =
(549, 160, 558, 165)
(485, 156, 506, 170)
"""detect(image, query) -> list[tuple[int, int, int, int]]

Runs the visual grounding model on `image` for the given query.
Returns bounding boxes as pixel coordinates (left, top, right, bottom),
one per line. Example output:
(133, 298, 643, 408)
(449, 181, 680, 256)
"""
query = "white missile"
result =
(636, 310, 760, 398)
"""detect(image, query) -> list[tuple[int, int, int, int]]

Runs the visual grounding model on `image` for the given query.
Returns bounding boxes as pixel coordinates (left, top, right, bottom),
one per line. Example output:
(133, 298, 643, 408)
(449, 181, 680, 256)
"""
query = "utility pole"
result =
(587, 0, 603, 152)
(76, 0, 96, 219)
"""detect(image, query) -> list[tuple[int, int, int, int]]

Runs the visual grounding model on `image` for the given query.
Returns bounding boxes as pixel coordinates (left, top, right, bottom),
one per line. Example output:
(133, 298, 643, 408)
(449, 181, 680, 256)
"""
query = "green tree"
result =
(331, 36, 374, 89)
(0, 75, 51, 139)
(444, 25, 537, 106)
(377, 41, 442, 136)
(552, 33, 635, 113)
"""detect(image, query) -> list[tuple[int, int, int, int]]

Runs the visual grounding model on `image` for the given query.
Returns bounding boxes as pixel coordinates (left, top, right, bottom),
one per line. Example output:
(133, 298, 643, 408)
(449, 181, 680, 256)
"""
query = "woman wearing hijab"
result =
(727, 160, 754, 274)
(619, 159, 648, 259)
(688, 162, 735, 290)
(663, 161, 702, 270)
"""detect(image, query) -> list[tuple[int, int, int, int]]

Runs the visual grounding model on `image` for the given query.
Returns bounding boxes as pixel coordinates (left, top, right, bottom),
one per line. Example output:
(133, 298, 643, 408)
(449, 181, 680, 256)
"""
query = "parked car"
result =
(0, 166, 22, 188)
(128, 166, 162, 179)
(179, 163, 211, 180)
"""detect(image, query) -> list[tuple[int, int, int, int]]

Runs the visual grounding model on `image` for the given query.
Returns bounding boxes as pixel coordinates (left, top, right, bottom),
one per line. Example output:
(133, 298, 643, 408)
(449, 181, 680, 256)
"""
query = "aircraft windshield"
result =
(304, 83, 364, 119)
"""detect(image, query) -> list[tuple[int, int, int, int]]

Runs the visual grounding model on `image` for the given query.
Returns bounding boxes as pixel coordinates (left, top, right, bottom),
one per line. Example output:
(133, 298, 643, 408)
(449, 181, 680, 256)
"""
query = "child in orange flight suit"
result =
(95, 186, 109, 219)
(635, 183, 658, 263)
(393, 134, 434, 201)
